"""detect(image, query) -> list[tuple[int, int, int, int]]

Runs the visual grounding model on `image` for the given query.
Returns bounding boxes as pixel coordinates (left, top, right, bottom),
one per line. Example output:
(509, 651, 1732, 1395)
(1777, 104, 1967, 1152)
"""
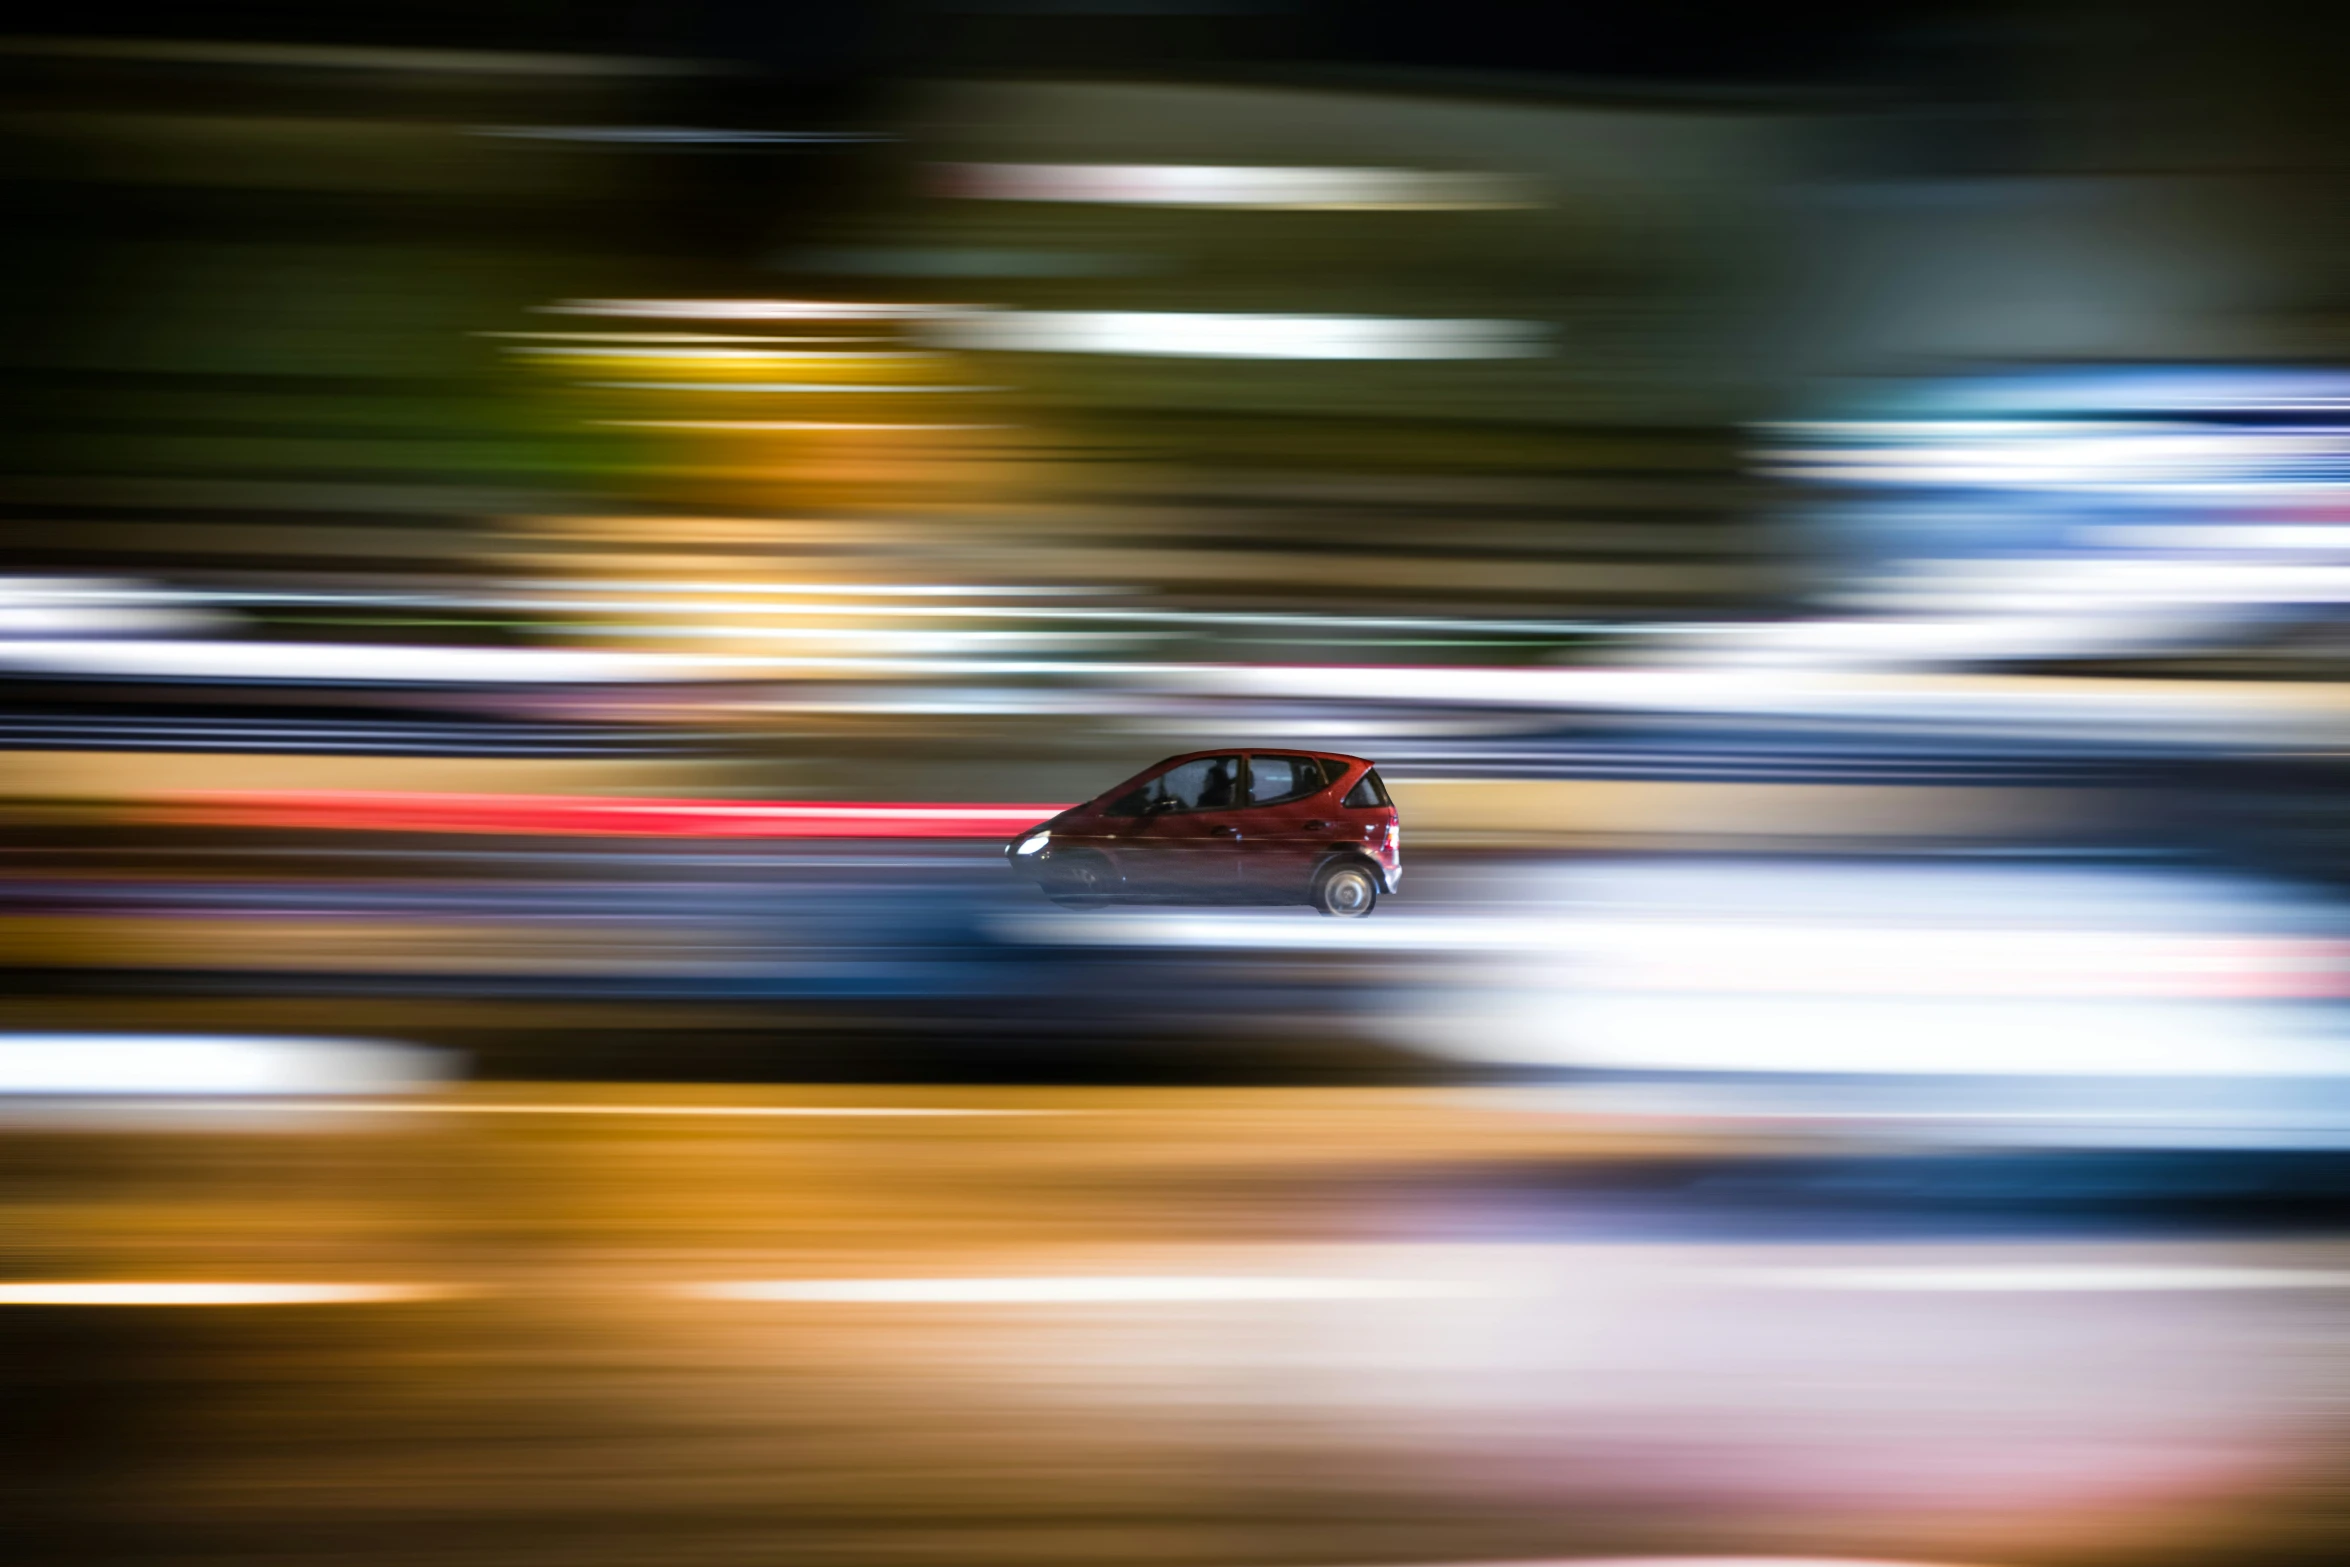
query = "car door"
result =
(1236, 754, 1340, 897)
(1119, 755, 1246, 894)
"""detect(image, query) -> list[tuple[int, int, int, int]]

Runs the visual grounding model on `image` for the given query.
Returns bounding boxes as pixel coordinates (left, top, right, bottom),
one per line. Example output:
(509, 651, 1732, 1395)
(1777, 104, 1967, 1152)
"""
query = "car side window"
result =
(1111, 756, 1241, 816)
(1341, 767, 1390, 808)
(1246, 755, 1327, 806)
(1181, 756, 1241, 811)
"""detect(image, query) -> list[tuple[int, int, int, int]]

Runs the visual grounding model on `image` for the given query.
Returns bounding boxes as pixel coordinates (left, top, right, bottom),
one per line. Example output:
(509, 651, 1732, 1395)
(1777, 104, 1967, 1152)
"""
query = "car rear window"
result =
(1341, 767, 1391, 809)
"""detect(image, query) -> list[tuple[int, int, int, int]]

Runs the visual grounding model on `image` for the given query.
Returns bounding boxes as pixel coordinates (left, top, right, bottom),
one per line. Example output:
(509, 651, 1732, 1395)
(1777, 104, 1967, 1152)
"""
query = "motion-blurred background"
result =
(13, 4, 2350, 1566)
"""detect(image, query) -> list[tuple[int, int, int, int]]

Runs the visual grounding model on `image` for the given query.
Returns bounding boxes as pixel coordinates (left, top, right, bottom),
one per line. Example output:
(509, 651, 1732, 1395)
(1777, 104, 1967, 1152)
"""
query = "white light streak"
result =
(936, 161, 1541, 210)
(0, 574, 219, 636)
(0, 1035, 447, 1097)
(1738, 1266, 2350, 1293)
(931, 309, 1546, 360)
(682, 1275, 1485, 1304)
(995, 911, 1505, 951)
(2087, 523, 2350, 552)
(1773, 421, 2350, 495)
(201, 582, 1602, 633)
(0, 639, 699, 684)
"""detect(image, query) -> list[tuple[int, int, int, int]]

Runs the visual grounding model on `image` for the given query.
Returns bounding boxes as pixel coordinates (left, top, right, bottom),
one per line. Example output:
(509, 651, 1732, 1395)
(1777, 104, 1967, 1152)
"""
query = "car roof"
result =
(1148, 748, 1369, 766)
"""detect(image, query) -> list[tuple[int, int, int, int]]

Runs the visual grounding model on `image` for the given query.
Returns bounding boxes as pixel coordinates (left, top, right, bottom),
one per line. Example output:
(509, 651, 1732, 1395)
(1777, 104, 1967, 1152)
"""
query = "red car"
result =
(1008, 750, 1399, 917)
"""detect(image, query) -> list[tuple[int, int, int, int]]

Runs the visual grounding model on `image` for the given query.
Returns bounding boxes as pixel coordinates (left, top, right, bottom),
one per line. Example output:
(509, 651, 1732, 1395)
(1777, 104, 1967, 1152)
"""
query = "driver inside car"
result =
(1196, 757, 1237, 811)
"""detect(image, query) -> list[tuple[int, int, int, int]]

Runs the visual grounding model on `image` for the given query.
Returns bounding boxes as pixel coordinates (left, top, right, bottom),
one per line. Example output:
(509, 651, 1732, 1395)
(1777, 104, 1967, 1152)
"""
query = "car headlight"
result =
(1013, 831, 1051, 856)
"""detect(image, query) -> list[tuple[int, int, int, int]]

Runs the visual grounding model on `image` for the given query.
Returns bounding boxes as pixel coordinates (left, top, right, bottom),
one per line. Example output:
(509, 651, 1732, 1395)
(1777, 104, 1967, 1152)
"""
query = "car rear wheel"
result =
(1312, 861, 1379, 919)
(1046, 850, 1115, 909)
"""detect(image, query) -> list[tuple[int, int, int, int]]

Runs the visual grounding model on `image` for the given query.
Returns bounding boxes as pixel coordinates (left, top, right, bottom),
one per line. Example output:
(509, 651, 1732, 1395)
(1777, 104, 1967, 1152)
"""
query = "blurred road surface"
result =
(7, 1083, 2350, 1567)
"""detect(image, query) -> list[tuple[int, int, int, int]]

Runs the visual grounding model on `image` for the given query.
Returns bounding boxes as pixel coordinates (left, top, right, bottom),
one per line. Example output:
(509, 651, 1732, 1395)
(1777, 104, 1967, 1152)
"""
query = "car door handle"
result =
(1302, 820, 1330, 831)
(1208, 824, 1240, 837)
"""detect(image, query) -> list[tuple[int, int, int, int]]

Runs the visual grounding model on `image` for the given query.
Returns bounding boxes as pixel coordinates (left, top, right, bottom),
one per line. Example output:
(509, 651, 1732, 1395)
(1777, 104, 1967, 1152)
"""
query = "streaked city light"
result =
(934, 161, 1541, 209)
(0, 1282, 472, 1306)
(599, 419, 1012, 431)
(481, 126, 892, 144)
(0, 1034, 447, 1096)
(149, 792, 1071, 837)
(546, 298, 966, 320)
(929, 309, 1549, 359)
(685, 1275, 1487, 1303)
(1736, 1266, 2350, 1293)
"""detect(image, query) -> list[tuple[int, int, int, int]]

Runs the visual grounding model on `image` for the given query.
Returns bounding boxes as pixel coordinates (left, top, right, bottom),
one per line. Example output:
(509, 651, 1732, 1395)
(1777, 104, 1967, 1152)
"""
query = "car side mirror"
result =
(1145, 797, 1180, 816)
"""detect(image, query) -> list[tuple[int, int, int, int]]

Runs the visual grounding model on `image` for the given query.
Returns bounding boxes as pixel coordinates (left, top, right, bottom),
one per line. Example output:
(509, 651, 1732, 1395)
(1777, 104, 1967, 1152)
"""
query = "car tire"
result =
(1311, 859, 1379, 919)
(1045, 850, 1115, 909)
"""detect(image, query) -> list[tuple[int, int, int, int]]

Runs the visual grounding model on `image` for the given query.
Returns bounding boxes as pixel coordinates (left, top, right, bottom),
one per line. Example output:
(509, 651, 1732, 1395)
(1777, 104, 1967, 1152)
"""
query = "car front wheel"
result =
(1311, 861, 1379, 919)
